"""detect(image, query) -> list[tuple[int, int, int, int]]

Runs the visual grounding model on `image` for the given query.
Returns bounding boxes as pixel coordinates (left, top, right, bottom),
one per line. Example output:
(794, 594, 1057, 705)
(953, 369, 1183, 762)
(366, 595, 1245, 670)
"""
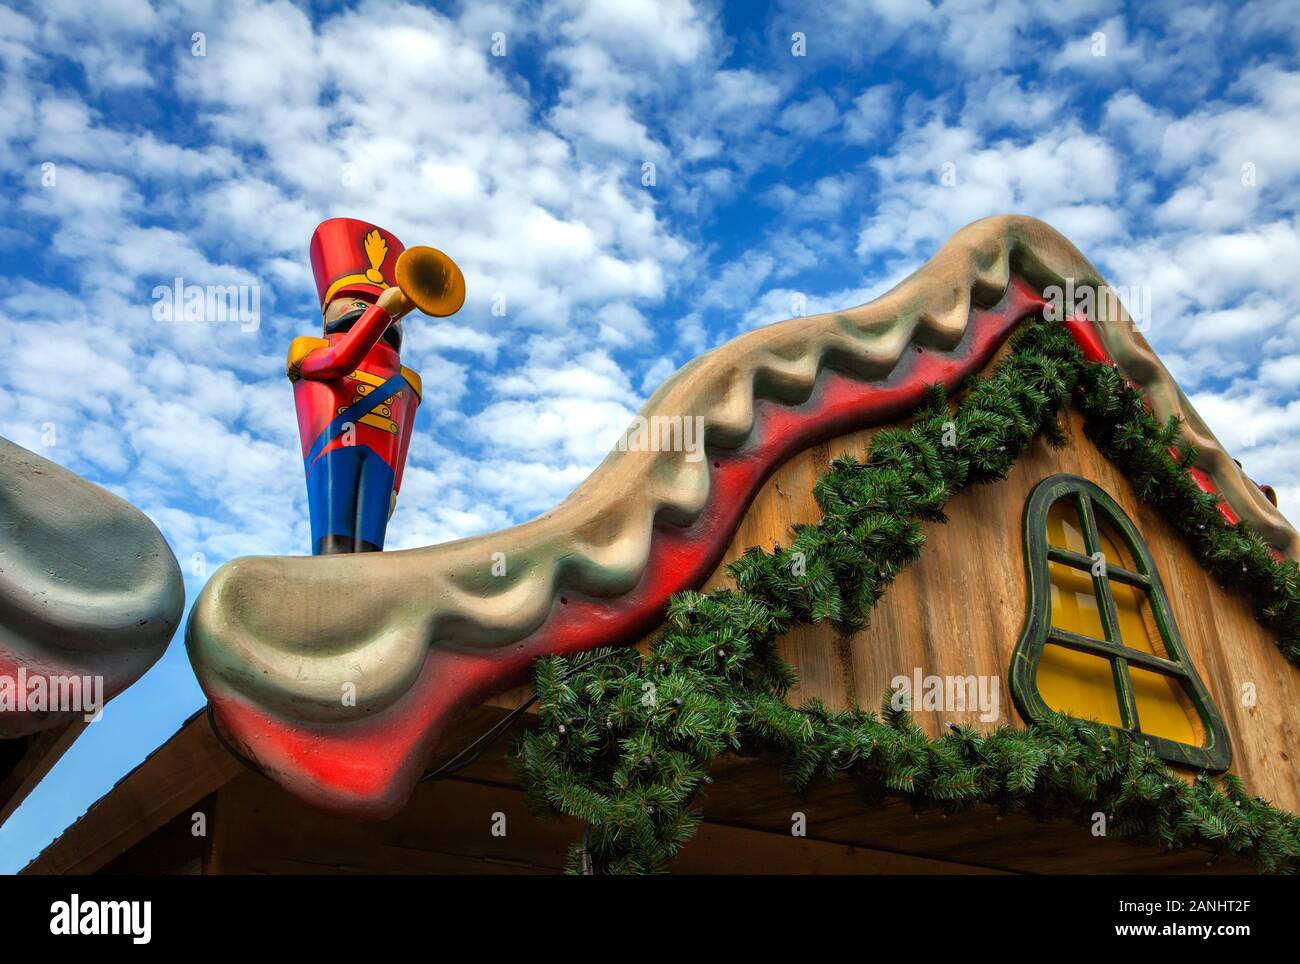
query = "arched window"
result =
(1010, 475, 1231, 771)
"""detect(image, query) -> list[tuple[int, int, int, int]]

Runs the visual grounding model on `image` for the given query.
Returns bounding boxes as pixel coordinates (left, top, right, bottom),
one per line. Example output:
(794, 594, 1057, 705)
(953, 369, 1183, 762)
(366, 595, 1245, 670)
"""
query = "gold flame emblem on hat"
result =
(362, 230, 387, 286)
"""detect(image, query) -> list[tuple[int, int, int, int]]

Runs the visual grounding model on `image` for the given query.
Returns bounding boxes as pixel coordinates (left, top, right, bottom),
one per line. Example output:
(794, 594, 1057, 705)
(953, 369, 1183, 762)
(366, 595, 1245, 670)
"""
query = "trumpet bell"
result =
(394, 246, 467, 318)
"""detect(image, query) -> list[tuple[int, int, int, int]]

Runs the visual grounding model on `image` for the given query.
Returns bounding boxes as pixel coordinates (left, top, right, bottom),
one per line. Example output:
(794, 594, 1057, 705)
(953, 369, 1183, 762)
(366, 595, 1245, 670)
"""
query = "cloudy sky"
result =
(2, 0, 1298, 869)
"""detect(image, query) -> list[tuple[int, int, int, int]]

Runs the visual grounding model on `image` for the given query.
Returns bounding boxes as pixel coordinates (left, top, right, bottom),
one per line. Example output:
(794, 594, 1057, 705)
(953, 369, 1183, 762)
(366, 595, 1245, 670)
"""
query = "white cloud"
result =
(778, 94, 839, 138)
(855, 118, 1121, 261)
(843, 85, 893, 144)
(639, 355, 678, 394)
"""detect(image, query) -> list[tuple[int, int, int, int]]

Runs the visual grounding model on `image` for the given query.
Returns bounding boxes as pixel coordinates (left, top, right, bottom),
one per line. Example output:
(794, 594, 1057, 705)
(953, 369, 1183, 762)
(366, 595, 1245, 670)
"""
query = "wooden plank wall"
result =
(703, 403, 1300, 811)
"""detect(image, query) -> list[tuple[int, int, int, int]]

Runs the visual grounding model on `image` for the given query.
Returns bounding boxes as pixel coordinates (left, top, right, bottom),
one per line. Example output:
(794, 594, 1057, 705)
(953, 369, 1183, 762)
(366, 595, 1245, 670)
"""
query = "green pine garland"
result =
(516, 319, 1300, 874)
(1078, 362, 1300, 665)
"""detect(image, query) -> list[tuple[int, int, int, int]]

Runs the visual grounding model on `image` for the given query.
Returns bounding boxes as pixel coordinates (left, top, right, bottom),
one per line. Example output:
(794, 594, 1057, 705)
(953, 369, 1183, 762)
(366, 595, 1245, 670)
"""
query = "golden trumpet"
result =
(393, 246, 467, 318)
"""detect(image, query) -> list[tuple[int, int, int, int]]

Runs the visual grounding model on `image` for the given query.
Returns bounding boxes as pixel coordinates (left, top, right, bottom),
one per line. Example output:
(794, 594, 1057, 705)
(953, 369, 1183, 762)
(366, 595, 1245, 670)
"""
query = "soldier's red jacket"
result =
(288, 314, 422, 489)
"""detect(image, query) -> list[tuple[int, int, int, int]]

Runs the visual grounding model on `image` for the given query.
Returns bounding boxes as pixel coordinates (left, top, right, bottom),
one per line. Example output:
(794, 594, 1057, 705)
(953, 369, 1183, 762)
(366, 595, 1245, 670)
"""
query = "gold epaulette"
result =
(400, 366, 422, 402)
(287, 336, 330, 382)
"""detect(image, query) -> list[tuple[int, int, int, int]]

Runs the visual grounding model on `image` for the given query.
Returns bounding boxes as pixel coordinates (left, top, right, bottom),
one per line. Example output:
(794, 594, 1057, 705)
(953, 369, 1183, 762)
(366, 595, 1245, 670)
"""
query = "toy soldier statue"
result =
(288, 217, 465, 554)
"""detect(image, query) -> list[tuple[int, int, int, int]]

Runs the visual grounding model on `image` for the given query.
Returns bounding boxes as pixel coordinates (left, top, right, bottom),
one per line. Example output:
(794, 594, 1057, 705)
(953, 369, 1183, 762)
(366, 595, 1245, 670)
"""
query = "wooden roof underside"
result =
(24, 702, 1252, 875)
(0, 722, 86, 829)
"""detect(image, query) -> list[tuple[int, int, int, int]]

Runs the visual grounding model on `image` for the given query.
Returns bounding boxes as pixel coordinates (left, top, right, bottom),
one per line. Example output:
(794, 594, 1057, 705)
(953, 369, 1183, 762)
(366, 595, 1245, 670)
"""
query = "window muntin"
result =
(1011, 475, 1231, 771)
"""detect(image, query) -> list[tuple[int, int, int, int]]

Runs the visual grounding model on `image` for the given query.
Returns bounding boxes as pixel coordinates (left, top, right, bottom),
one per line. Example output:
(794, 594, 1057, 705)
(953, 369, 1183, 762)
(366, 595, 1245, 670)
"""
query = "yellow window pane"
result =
(1036, 644, 1124, 728)
(1110, 580, 1167, 656)
(1130, 667, 1201, 746)
(1094, 516, 1169, 658)
(1048, 560, 1105, 639)
(1046, 496, 1088, 553)
(1095, 514, 1137, 570)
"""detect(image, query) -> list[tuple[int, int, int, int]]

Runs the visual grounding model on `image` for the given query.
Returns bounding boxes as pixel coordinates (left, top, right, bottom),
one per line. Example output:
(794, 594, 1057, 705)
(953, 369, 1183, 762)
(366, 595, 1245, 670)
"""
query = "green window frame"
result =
(1010, 474, 1231, 771)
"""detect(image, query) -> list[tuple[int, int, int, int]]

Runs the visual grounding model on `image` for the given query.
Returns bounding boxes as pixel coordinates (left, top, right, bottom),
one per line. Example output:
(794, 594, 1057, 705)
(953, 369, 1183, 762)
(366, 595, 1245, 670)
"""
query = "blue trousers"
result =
(306, 446, 395, 555)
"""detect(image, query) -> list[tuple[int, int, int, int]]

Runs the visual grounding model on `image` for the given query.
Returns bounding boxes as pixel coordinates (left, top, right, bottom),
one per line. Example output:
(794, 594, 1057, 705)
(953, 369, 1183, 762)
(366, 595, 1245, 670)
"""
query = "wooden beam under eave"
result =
(206, 768, 1007, 875)
(21, 700, 531, 876)
(22, 690, 1261, 875)
(21, 709, 242, 875)
(0, 722, 88, 828)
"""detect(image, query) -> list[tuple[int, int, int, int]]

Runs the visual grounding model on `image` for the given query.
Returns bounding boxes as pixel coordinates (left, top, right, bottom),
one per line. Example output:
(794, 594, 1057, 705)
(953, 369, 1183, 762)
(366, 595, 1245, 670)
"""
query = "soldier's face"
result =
(323, 295, 404, 351)
(324, 297, 373, 328)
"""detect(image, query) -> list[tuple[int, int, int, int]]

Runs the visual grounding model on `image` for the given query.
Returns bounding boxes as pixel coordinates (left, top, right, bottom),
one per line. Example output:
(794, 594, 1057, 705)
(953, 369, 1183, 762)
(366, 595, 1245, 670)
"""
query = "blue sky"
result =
(1, 0, 1298, 871)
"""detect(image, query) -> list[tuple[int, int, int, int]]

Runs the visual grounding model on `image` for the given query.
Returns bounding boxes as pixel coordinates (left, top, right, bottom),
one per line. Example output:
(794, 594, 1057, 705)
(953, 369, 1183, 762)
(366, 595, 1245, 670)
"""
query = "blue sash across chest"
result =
(303, 372, 409, 472)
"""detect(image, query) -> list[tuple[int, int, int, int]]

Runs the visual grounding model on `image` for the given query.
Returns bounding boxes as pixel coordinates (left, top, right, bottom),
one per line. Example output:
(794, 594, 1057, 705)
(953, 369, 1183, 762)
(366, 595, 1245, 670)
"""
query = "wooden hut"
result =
(19, 216, 1300, 875)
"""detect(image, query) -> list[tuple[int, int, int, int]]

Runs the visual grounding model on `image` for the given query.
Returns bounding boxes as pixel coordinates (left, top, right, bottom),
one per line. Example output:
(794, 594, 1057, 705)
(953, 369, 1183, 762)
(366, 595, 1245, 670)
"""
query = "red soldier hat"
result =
(309, 217, 406, 313)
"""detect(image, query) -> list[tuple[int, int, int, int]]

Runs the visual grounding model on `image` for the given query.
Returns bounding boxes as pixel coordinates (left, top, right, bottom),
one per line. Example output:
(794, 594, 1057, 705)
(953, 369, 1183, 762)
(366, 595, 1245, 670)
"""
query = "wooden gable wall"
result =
(703, 403, 1300, 811)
